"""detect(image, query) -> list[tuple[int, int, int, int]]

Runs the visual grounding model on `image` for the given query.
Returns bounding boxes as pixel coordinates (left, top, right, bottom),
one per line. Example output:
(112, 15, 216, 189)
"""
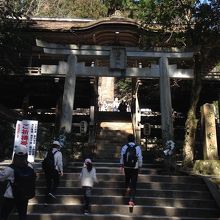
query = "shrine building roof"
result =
(25, 16, 154, 47)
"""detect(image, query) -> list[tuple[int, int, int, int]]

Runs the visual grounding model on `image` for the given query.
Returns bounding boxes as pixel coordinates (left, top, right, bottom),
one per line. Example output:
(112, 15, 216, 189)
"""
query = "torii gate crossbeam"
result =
(36, 39, 194, 143)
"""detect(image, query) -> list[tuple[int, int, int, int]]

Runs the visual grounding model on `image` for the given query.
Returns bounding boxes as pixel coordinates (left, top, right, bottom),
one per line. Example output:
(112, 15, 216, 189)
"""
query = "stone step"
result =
(36, 180, 208, 191)
(63, 167, 182, 175)
(2, 161, 166, 170)
(93, 147, 121, 152)
(95, 146, 124, 154)
(9, 213, 220, 220)
(98, 128, 132, 132)
(95, 140, 126, 146)
(99, 122, 133, 130)
(69, 162, 164, 169)
(30, 195, 217, 208)
(92, 151, 120, 159)
(23, 204, 220, 218)
(36, 173, 205, 184)
(92, 151, 120, 157)
(35, 187, 213, 200)
(97, 112, 131, 122)
(97, 133, 131, 140)
(98, 127, 133, 132)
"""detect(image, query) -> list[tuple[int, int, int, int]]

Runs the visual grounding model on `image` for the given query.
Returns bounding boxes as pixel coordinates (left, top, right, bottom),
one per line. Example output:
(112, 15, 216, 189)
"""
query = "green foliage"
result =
(0, 0, 32, 75)
(0, 120, 14, 158)
(115, 78, 132, 100)
(193, 160, 220, 175)
(137, 0, 220, 48)
(0, 1, 29, 36)
(103, 0, 141, 17)
(22, 0, 142, 18)
(137, 0, 219, 166)
(138, 0, 187, 27)
(21, 0, 108, 19)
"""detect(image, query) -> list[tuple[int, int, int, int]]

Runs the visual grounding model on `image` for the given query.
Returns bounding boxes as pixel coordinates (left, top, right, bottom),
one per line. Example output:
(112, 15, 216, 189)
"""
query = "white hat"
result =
(53, 140, 62, 148)
(166, 140, 175, 149)
(84, 158, 92, 164)
(14, 145, 28, 155)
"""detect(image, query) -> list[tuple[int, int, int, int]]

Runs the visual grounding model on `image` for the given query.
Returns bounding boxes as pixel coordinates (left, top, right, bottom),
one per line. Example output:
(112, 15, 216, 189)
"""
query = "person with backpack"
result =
(79, 158, 98, 215)
(0, 145, 36, 220)
(120, 134, 142, 207)
(118, 100, 127, 112)
(42, 140, 63, 203)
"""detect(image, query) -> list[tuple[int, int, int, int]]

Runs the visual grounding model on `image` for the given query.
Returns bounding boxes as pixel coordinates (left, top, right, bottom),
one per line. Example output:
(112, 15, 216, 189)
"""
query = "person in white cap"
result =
(0, 145, 36, 220)
(43, 140, 63, 203)
(79, 158, 98, 215)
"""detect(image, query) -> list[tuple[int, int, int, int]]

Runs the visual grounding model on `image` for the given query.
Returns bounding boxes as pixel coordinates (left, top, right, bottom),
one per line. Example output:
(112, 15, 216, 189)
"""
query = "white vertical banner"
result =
(14, 120, 38, 162)
(14, 120, 23, 148)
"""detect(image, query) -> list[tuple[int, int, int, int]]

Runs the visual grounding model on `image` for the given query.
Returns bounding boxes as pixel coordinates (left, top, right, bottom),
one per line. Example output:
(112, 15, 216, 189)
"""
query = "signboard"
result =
(14, 120, 38, 162)
(110, 48, 126, 69)
(80, 121, 88, 135)
(143, 123, 151, 136)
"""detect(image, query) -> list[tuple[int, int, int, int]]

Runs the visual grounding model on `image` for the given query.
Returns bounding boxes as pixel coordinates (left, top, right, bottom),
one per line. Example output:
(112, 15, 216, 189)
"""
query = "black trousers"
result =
(45, 169, 59, 196)
(0, 197, 28, 220)
(82, 186, 92, 210)
(124, 168, 139, 201)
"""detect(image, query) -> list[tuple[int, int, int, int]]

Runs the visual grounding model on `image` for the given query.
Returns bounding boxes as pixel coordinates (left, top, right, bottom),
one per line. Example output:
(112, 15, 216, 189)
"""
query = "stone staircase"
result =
(0, 159, 219, 219)
(95, 121, 133, 159)
(3, 160, 218, 220)
(1, 112, 220, 219)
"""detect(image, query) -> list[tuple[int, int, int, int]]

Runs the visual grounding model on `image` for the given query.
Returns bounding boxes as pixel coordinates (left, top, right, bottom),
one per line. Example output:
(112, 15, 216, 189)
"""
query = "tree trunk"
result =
(182, 52, 203, 167)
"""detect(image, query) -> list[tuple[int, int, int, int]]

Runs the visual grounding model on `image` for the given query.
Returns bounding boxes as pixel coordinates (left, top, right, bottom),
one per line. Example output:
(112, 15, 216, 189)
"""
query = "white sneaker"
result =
(48, 193, 56, 199)
(84, 210, 89, 215)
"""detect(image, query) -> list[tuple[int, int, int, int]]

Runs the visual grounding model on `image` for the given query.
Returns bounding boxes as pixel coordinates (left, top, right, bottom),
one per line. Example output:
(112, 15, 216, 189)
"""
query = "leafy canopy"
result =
(137, 0, 220, 48)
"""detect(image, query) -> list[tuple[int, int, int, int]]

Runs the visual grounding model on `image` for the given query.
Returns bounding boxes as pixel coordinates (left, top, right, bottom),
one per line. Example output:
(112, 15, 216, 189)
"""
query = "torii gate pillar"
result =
(60, 55, 77, 133)
(159, 56, 174, 143)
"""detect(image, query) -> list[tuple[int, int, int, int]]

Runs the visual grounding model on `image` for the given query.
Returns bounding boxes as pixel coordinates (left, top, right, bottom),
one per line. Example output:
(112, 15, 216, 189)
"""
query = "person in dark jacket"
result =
(120, 134, 143, 206)
(118, 100, 127, 112)
(0, 145, 34, 220)
(43, 140, 63, 204)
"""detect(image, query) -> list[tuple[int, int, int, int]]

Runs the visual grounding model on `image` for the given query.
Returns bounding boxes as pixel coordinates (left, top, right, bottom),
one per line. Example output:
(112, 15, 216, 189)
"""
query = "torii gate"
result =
(36, 39, 194, 143)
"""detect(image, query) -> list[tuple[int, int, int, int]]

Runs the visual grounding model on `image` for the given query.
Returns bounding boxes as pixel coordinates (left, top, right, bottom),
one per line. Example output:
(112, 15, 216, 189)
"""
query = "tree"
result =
(115, 78, 132, 101)
(27, 0, 138, 18)
(20, 0, 108, 19)
(102, 0, 141, 17)
(0, 0, 31, 74)
(137, 0, 220, 167)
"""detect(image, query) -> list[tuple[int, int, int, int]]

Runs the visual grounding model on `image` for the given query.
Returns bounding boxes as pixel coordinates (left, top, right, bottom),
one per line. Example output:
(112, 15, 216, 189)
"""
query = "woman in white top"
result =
(79, 158, 98, 214)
